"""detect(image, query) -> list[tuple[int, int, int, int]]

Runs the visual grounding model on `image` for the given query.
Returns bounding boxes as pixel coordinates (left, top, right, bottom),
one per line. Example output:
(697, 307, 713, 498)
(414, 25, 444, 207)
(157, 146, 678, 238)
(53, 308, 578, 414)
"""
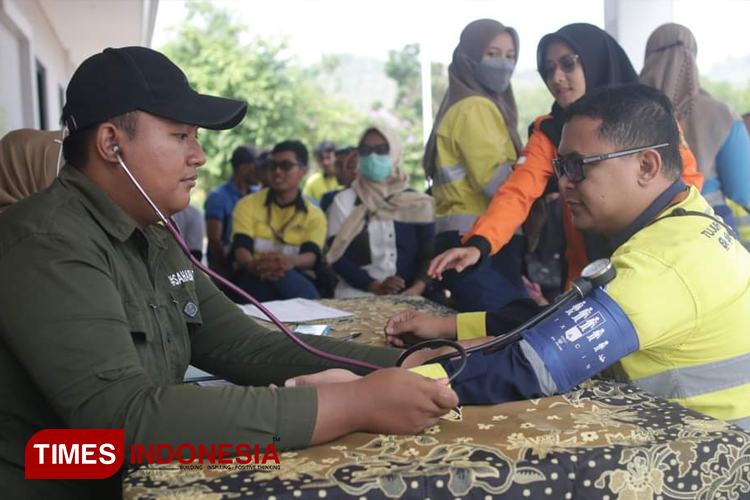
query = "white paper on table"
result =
(239, 298, 353, 323)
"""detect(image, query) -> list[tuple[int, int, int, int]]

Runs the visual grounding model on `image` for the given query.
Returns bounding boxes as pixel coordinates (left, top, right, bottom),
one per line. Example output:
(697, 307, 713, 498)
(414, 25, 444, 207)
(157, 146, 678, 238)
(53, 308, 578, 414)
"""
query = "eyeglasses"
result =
(267, 160, 300, 172)
(553, 143, 669, 184)
(358, 144, 389, 156)
(541, 53, 580, 79)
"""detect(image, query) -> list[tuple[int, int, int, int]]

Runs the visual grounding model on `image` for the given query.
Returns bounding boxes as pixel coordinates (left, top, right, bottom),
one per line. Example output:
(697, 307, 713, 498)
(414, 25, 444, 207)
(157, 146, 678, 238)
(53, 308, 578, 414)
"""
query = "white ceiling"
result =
(38, 0, 158, 66)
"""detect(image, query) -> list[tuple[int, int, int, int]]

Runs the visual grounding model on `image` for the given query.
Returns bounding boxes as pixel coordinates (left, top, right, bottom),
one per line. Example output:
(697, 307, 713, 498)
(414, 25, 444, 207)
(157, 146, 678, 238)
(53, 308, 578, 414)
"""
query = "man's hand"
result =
(427, 247, 481, 280)
(367, 276, 405, 295)
(384, 310, 457, 347)
(522, 276, 549, 306)
(399, 336, 495, 368)
(285, 369, 361, 387)
(355, 368, 458, 435)
(253, 252, 293, 281)
(310, 368, 459, 444)
(400, 279, 427, 296)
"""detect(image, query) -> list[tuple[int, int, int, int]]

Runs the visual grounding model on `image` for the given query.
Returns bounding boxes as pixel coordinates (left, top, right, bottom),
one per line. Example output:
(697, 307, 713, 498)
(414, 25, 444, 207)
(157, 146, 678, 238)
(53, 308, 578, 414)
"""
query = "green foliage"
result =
(384, 43, 427, 190)
(700, 77, 750, 115)
(514, 82, 554, 139)
(160, 0, 367, 203)
(431, 62, 449, 118)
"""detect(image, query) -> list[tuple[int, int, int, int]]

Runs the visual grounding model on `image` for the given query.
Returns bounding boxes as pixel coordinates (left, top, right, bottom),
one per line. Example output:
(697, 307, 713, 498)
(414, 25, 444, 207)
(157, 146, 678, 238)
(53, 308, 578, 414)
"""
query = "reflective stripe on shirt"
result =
(481, 163, 513, 198)
(631, 351, 750, 400)
(433, 164, 467, 187)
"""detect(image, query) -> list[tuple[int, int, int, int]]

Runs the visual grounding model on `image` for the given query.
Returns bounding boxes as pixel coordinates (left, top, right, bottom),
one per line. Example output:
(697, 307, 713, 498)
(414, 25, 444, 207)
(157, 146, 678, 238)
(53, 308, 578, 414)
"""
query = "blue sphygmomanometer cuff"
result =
(439, 341, 546, 405)
(523, 287, 639, 393)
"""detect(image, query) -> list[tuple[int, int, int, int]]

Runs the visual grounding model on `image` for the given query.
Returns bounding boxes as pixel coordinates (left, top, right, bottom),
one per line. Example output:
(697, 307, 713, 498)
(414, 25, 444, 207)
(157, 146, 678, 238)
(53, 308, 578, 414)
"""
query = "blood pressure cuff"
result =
(438, 341, 547, 405)
(522, 286, 639, 393)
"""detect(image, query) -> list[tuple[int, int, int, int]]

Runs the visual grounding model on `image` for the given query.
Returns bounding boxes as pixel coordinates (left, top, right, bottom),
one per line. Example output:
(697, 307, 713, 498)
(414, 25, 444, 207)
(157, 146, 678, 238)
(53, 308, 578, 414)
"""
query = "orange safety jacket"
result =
(462, 115, 704, 287)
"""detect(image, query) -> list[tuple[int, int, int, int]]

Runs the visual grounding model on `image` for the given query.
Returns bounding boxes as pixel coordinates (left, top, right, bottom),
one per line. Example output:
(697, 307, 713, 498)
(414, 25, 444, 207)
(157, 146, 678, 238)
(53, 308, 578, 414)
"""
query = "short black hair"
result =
(62, 111, 139, 168)
(273, 140, 309, 166)
(314, 140, 336, 159)
(335, 145, 355, 156)
(563, 84, 682, 180)
(256, 149, 272, 169)
(230, 144, 257, 171)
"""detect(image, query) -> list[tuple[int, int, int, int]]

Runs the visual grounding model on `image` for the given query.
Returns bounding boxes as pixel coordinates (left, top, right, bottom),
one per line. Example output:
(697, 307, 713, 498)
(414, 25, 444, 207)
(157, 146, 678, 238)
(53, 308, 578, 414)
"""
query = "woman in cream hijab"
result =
(326, 125, 435, 298)
(640, 23, 750, 228)
(0, 129, 61, 214)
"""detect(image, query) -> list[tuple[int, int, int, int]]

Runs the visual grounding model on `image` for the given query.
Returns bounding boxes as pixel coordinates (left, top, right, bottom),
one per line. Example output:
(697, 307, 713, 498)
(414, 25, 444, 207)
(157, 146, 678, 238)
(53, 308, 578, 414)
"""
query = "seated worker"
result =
(303, 140, 341, 204)
(0, 47, 458, 499)
(172, 204, 206, 261)
(320, 145, 359, 213)
(326, 125, 436, 298)
(256, 149, 272, 187)
(204, 144, 259, 275)
(383, 85, 750, 430)
(231, 140, 326, 301)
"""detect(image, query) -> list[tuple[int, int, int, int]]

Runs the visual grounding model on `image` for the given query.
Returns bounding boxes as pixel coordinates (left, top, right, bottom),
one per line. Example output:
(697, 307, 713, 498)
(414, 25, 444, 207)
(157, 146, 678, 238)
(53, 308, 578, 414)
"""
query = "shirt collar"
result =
(58, 166, 168, 248)
(264, 189, 308, 212)
(225, 179, 252, 196)
(609, 179, 687, 249)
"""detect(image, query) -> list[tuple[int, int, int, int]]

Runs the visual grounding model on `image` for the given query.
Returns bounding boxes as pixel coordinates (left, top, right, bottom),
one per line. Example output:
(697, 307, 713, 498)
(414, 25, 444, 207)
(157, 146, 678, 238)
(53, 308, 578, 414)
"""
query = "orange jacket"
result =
(463, 115, 704, 284)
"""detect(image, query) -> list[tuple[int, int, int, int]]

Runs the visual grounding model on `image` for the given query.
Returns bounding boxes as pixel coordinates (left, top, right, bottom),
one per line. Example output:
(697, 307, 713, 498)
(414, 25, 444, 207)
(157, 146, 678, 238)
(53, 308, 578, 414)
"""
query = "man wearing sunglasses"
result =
(231, 140, 326, 301)
(382, 84, 750, 430)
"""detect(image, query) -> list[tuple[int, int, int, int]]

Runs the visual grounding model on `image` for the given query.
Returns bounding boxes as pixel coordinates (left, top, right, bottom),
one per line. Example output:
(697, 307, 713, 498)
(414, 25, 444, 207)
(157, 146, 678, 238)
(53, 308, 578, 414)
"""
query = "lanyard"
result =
(266, 203, 300, 246)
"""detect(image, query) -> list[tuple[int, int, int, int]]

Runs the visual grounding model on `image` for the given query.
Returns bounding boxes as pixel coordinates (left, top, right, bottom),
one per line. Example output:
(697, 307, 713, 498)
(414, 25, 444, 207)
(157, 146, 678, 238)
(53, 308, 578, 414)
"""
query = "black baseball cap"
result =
(61, 46, 247, 133)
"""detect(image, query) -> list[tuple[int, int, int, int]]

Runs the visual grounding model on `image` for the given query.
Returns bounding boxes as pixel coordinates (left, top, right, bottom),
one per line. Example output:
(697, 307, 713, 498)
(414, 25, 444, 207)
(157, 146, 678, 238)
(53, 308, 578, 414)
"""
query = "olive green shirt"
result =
(0, 166, 400, 499)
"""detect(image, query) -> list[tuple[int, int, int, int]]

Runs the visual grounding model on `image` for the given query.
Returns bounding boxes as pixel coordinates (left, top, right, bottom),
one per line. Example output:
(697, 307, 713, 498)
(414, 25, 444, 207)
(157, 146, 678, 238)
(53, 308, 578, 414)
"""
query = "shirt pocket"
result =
(169, 287, 203, 368)
(122, 298, 160, 377)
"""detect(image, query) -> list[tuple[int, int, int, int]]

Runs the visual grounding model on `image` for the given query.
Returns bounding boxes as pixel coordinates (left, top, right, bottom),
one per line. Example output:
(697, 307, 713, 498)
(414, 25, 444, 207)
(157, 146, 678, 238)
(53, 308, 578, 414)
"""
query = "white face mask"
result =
(475, 57, 515, 94)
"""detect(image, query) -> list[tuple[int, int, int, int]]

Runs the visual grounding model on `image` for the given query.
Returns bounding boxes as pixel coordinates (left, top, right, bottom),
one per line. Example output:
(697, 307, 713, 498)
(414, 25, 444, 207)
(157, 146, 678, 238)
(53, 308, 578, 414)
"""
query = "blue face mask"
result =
(358, 154, 392, 182)
(475, 57, 515, 94)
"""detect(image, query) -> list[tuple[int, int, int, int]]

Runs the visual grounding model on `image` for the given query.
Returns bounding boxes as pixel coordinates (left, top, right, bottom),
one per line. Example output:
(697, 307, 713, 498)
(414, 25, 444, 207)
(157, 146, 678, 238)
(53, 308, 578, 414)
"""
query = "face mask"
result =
(358, 154, 392, 182)
(475, 57, 515, 94)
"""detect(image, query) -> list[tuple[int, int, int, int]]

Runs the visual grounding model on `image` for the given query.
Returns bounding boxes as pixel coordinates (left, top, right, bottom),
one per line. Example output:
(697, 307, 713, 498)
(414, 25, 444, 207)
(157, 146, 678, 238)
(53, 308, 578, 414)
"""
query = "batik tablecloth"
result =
(123, 297, 750, 500)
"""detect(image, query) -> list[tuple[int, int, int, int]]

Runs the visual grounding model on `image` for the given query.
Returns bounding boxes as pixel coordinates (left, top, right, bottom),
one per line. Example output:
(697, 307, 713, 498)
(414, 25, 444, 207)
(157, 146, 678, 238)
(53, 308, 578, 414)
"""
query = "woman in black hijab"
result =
(429, 23, 703, 291)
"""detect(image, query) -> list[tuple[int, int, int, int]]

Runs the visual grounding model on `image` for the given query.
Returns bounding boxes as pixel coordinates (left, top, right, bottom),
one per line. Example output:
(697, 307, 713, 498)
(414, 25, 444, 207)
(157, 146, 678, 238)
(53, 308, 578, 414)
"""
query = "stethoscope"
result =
(110, 146, 467, 382)
(395, 258, 617, 368)
(112, 145, 624, 383)
(394, 200, 740, 370)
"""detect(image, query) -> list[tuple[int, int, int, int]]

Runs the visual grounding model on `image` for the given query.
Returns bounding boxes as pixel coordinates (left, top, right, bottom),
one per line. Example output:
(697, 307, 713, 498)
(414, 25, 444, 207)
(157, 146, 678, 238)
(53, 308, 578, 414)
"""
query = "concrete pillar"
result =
(604, 0, 674, 73)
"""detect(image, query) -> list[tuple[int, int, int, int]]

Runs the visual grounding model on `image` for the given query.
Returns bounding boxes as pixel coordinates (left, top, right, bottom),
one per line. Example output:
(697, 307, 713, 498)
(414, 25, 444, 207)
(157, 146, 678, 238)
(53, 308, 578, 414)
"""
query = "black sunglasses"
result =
(553, 143, 669, 183)
(267, 160, 300, 172)
(358, 144, 390, 156)
(540, 53, 580, 79)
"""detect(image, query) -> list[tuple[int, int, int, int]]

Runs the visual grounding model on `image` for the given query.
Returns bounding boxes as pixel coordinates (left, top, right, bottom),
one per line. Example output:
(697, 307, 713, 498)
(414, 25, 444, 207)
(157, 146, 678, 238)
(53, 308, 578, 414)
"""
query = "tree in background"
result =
(701, 78, 750, 115)
(160, 0, 366, 202)
(383, 43, 432, 190)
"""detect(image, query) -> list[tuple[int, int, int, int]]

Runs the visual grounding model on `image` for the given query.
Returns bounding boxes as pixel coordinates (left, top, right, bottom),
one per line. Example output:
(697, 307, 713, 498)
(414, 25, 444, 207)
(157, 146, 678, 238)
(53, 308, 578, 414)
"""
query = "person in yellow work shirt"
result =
(303, 140, 341, 203)
(383, 84, 750, 431)
(231, 140, 326, 301)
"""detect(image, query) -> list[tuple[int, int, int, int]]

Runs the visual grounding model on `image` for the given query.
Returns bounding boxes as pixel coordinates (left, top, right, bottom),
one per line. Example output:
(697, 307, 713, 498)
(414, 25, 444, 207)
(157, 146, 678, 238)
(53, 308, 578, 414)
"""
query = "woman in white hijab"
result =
(640, 23, 750, 230)
(326, 125, 435, 298)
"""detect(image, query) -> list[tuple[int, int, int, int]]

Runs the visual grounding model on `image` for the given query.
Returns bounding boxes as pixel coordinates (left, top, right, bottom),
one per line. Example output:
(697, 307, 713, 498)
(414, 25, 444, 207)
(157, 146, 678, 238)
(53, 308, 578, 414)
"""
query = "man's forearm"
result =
(292, 251, 317, 270)
(208, 238, 228, 268)
(310, 382, 363, 445)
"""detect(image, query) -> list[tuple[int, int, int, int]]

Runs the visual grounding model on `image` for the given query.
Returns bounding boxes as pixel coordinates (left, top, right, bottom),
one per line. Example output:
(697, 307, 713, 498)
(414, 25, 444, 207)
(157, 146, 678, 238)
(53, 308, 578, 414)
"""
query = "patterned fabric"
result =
(122, 297, 750, 500)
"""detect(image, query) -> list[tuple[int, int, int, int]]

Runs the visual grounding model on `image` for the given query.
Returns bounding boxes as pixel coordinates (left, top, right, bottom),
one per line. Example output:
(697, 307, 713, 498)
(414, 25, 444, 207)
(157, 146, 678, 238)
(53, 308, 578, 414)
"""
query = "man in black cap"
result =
(205, 143, 259, 275)
(0, 47, 457, 499)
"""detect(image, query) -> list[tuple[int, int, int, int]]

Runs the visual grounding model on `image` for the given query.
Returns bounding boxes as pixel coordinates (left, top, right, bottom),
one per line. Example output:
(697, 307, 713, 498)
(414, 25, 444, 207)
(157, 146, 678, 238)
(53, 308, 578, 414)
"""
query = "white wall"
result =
(605, 0, 674, 73)
(8, 0, 73, 131)
(0, 19, 24, 136)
